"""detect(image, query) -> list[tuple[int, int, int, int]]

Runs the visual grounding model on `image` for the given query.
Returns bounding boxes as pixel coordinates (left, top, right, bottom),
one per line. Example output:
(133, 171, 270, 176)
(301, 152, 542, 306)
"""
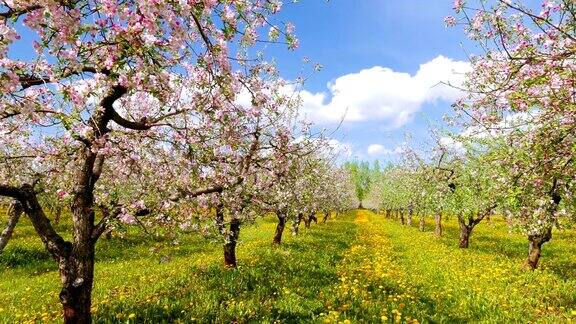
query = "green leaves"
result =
(344, 161, 377, 204)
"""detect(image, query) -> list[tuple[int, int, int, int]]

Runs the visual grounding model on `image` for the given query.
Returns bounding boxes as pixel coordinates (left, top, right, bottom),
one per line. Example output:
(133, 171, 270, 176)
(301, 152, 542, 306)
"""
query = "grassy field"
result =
(0, 210, 575, 323)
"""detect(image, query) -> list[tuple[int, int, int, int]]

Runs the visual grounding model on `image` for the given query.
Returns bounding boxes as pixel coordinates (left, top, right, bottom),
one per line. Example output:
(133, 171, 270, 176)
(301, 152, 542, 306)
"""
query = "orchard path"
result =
(323, 210, 576, 323)
(1, 210, 575, 322)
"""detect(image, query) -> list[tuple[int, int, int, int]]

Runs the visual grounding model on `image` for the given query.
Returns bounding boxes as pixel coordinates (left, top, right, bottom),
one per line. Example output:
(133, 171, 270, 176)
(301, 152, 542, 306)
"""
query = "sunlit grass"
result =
(320, 210, 576, 323)
(1, 210, 575, 322)
(0, 212, 357, 323)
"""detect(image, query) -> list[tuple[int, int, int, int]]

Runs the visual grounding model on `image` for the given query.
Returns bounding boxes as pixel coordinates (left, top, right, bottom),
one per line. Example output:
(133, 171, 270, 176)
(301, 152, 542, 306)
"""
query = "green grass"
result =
(321, 211, 576, 323)
(0, 213, 357, 323)
(0, 210, 575, 323)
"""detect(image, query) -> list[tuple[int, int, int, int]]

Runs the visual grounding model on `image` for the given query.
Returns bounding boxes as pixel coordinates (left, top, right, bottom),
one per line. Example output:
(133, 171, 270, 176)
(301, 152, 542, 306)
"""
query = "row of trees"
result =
(344, 160, 380, 209)
(367, 0, 575, 271)
(371, 132, 574, 270)
(0, 1, 357, 323)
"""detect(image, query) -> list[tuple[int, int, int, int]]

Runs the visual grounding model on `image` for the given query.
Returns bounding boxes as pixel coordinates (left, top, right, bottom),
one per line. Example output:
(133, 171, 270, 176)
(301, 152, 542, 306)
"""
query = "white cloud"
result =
(328, 139, 353, 158)
(300, 55, 470, 127)
(366, 144, 404, 156)
(439, 136, 465, 154)
(367, 144, 387, 155)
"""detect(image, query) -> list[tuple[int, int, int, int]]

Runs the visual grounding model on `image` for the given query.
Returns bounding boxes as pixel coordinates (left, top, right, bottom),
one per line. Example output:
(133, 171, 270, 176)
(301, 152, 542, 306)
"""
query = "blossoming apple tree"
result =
(449, 0, 576, 269)
(0, 0, 299, 322)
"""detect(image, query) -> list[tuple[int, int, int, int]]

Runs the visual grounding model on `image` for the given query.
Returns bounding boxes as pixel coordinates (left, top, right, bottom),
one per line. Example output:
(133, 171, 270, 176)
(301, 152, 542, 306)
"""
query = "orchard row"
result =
(355, 0, 575, 272)
(0, 1, 358, 323)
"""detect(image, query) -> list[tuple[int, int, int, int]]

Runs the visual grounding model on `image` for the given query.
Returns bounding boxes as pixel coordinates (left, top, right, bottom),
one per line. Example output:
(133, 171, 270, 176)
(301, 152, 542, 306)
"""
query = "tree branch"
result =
(110, 109, 152, 130)
(0, 184, 26, 199)
(0, 5, 42, 20)
(0, 183, 68, 257)
(91, 205, 120, 241)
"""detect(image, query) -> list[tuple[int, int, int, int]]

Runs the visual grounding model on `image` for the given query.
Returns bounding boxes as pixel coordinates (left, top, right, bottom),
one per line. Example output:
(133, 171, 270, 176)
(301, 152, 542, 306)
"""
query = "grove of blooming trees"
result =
(1, 0, 575, 322)
(368, 0, 575, 272)
(344, 160, 379, 209)
(451, 0, 575, 269)
(0, 1, 358, 322)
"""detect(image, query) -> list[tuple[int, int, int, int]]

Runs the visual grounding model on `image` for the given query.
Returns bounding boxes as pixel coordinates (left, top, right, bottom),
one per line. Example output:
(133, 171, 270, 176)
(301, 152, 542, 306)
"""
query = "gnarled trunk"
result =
(399, 210, 405, 225)
(305, 213, 317, 228)
(273, 213, 286, 245)
(523, 227, 552, 270)
(434, 212, 442, 237)
(523, 193, 559, 270)
(9, 186, 84, 323)
(407, 204, 413, 227)
(458, 222, 473, 248)
(59, 246, 95, 324)
(0, 81, 127, 324)
(0, 200, 23, 252)
(311, 213, 318, 224)
(224, 218, 240, 268)
(322, 211, 330, 223)
(62, 179, 98, 324)
(292, 213, 303, 235)
(457, 211, 489, 249)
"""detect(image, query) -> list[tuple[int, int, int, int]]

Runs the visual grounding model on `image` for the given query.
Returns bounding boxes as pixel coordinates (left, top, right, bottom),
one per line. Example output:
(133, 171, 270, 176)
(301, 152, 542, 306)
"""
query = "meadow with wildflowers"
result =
(1, 0, 575, 323)
(1, 209, 575, 323)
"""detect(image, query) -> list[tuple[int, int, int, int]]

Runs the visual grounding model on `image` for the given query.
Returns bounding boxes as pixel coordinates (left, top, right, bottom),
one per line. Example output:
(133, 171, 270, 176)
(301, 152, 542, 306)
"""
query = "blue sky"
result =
(8, 0, 476, 163)
(269, 0, 477, 162)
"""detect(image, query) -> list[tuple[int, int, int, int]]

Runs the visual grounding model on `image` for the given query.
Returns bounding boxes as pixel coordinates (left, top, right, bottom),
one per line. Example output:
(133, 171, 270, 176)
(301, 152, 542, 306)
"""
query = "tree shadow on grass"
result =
(0, 246, 54, 271)
(0, 231, 217, 274)
(461, 232, 527, 259)
(94, 220, 358, 323)
(537, 243, 576, 279)
(432, 222, 527, 260)
(417, 221, 576, 280)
